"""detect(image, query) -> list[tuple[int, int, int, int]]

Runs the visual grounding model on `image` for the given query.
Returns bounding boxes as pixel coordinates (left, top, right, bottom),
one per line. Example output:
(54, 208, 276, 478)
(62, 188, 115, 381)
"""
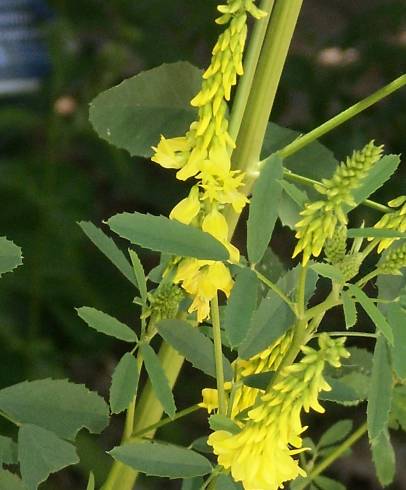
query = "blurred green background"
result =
(0, 0, 405, 488)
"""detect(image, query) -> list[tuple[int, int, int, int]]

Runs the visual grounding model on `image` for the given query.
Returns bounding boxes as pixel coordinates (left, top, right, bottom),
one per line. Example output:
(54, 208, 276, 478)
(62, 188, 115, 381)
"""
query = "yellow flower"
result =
(151, 135, 190, 169)
(169, 186, 201, 224)
(373, 195, 406, 252)
(174, 258, 233, 322)
(208, 335, 349, 490)
(202, 208, 240, 263)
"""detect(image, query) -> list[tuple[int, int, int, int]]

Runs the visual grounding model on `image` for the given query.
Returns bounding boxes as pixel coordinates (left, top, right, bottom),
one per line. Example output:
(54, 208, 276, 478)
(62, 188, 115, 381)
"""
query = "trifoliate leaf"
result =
(0, 379, 109, 440)
(18, 424, 79, 490)
(109, 440, 212, 478)
(386, 303, 406, 380)
(76, 306, 138, 343)
(317, 420, 353, 449)
(371, 429, 396, 487)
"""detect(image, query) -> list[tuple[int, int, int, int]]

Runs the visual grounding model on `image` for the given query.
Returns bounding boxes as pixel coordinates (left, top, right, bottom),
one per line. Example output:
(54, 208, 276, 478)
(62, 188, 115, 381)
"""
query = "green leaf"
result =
(189, 436, 211, 454)
(279, 180, 308, 207)
(310, 263, 344, 283)
(320, 375, 366, 406)
(156, 319, 233, 381)
(181, 477, 204, 490)
(89, 62, 201, 158)
(351, 155, 401, 207)
(371, 429, 396, 487)
(278, 180, 309, 229)
(277, 264, 318, 304)
(317, 420, 353, 449)
(238, 294, 295, 359)
(224, 268, 258, 348)
(341, 290, 357, 329)
(290, 477, 311, 490)
(367, 336, 393, 444)
(78, 221, 137, 287)
(216, 474, 243, 489)
(76, 306, 138, 343)
(128, 249, 148, 304)
(109, 440, 212, 478)
(18, 424, 79, 490)
(390, 385, 406, 431)
(140, 343, 176, 418)
(313, 476, 346, 490)
(109, 353, 140, 414)
(242, 370, 275, 390)
(0, 236, 23, 277)
(262, 122, 338, 182)
(347, 228, 406, 239)
(0, 470, 26, 490)
(0, 379, 109, 440)
(107, 212, 228, 261)
(247, 154, 284, 263)
(86, 472, 95, 490)
(0, 435, 18, 465)
(209, 414, 240, 434)
(347, 285, 393, 345)
(386, 303, 406, 380)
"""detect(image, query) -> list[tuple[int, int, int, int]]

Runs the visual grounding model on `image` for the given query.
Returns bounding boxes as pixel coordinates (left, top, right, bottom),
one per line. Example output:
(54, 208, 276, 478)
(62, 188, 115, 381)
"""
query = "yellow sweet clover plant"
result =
(1, 2, 406, 490)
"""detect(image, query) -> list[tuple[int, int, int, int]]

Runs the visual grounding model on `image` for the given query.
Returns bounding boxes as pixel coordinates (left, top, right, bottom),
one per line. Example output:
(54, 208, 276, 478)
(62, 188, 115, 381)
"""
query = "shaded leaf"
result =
(181, 477, 204, 490)
(371, 429, 396, 487)
(224, 268, 258, 348)
(390, 385, 406, 431)
(0, 470, 26, 490)
(140, 343, 176, 418)
(0, 435, 18, 465)
(216, 473, 243, 489)
(109, 440, 212, 478)
(209, 414, 240, 434)
(277, 180, 309, 229)
(317, 420, 353, 449)
(76, 306, 138, 343)
(109, 353, 140, 414)
(89, 62, 201, 158)
(386, 303, 406, 380)
(310, 263, 343, 283)
(242, 370, 275, 390)
(18, 424, 79, 490)
(341, 290, 357, 329)
(189, 436, 211, 454)
(0, 236, 23, 277)
(347, 285, 393, 345)
(320, 375, 366, 406)
(314, 476, 346, 490)
(367, 336, 393, 443)
(107, 212, 228, 261)
(86, 472, 95, 490)
(0, 379, 109, 440)
(156, 319, 233, 381)
(78, 221, 137, 286)
(128, 249, 148, 304)
(247, 154, 284, 264)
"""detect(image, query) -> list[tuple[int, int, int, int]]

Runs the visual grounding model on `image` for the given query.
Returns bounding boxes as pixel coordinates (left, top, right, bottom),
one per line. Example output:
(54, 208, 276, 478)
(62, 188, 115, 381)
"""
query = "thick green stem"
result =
(279, 74, 406, 159)
(229, 0, 275, 140)
(308, 423, 368, 481)
(210, 294, 227, 415)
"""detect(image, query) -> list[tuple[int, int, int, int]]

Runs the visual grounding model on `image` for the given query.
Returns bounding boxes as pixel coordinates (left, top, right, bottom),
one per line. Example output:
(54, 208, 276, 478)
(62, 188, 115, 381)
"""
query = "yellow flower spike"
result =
(202, 208, 240, 263)
(169, 186, 201, 225)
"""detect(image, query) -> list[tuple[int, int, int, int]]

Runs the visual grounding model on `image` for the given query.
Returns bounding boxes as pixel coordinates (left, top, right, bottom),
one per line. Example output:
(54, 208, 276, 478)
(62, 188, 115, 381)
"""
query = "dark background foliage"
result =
(0, 0, 405, 488)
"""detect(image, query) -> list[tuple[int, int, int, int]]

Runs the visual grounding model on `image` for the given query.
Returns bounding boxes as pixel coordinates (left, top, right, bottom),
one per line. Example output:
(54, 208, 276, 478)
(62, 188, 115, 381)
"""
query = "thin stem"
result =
(283, 169, 390, 213)
(229, 0, 275, 140)
(355, 270, 379, 288)
(0, 409, 20, 427)
(360, 239, 380, 259)
(130, 405, 201, 440)
(313, 331, 377, 339)
(308, 423, 368, 481)
(304, 292, 340, 322)
(279, 74, 406, 159)
(211, 294, 227, 415)
(254, 268, 296, 312)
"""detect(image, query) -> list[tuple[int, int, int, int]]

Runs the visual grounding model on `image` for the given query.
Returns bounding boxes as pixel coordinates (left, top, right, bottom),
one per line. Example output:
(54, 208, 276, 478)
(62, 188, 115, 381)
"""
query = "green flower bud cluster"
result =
(378, 242, 406, 275)
(294, 141, 384, 265)
(374, 196, 406, 252)
(146, 284, 184, 322)
(324, 226, 347, 264)
(337, 253, 363, 282)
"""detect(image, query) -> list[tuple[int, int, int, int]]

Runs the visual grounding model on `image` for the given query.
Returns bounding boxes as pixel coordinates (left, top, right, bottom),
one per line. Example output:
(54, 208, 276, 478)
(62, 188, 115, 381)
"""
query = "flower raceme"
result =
(151, 0, 266, 321)
(373, 195, 406, 252)
(293, 141, 384, 265)
(208, 335, 350, 490)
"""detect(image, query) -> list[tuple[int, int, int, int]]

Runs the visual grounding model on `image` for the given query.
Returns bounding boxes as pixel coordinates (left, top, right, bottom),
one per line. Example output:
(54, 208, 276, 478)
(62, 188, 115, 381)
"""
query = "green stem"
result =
(283, 169, 390, 213)
(304, 292, 340, 322)
(130, 405, 201, 440)
(254, 268, 296, 312)
(360, 239, 380, 259)
(308, 423, 368, 481)
(229, 0, 275, 140)
(313, 331, 377, 339)
(355, 270, 379, 288)
(296, 265, 308, 318)
(211, 294, 227, 415)
(0, 409, 20, 427)
(279, 74, 406, 159)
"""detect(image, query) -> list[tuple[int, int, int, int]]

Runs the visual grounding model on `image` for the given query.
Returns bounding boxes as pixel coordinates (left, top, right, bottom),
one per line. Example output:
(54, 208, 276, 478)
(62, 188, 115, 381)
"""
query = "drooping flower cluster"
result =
(378, 241, 406, 275)
(200, 330, 294, 417)
(293, 141, 384, 265)
(208, 334, 350, 490)
(151, 0, 267, 321)
(373, 195, 406, 252)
